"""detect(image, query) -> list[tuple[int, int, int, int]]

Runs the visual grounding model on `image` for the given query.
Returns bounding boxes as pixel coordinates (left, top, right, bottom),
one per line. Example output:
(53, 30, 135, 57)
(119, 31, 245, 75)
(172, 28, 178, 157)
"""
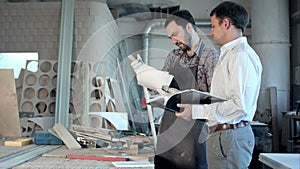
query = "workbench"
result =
(282, 112, 300, 152)
(0, 141, 154, 169)
(259, 153, 300, 169)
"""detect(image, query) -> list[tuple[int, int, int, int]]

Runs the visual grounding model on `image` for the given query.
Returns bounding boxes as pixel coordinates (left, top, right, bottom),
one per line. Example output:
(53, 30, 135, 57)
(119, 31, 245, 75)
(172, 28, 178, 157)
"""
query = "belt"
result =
(208, 121, 250, 134)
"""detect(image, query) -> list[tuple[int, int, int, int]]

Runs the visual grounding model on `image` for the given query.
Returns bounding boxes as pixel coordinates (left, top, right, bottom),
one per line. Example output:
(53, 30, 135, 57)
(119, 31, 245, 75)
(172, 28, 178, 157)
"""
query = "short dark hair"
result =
(165, 10, 197, 31)
(210, 1, 249, 32)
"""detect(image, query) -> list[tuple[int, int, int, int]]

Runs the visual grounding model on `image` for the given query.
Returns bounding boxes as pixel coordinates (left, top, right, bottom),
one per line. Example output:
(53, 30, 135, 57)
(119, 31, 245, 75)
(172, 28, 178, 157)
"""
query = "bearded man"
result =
(154, 10, 219, 169)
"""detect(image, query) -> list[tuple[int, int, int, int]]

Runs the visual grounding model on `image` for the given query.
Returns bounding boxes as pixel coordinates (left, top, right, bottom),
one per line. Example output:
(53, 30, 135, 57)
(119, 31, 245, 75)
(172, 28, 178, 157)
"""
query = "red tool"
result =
(66, 155, 129, 161)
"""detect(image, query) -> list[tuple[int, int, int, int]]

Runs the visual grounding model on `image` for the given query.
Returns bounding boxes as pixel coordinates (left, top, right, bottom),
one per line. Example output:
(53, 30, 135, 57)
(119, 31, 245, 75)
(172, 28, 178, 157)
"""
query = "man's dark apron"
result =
(154, 56, 208, 169)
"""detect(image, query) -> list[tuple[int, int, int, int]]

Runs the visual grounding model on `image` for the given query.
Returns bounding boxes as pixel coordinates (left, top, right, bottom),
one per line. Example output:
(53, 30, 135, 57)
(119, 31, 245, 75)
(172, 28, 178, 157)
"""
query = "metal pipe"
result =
(141, 19, 165, 149)
(55, 0, 74, 127)
(195, 21, 211, 27)
(142, 19, 165, 64)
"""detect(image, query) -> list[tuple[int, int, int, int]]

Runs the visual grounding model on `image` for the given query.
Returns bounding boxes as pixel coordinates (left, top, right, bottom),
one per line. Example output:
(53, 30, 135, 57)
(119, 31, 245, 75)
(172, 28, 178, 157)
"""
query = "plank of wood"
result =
(71, 125, 152, 144)
(15, 68, 25, 88)
(15, 69, 25, 111)
(72, 124, 111, 134)
(53, 124, 81, 150)
(108, 78, 126, 112)
(0, 69, 21, 137)
(4, 138, 33, 146)
(270, 87, 280, 152)
(47, 128, 60, 139)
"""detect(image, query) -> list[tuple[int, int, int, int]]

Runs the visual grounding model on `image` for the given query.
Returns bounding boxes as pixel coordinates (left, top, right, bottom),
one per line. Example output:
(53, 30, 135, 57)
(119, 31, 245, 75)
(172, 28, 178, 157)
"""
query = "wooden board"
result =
(53, 124, 81, 150)
(109, 79, 126, 112)
(15, 68, 25, 88)
(4, 138, 33, 146)
(71, 125, 152, 144)
(270, 87, 279, 152)
(0, 69, 21, 137)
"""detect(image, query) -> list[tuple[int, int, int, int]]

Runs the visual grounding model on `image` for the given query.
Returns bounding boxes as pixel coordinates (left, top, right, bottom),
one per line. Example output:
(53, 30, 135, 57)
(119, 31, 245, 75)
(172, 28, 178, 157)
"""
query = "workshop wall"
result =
(0, 1, 116, 62)
(0, 2, 61, 60)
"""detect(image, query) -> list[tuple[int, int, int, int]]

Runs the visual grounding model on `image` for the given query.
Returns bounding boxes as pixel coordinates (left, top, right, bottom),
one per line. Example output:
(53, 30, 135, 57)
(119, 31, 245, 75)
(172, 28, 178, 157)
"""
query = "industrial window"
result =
(0, 52, 38, 78)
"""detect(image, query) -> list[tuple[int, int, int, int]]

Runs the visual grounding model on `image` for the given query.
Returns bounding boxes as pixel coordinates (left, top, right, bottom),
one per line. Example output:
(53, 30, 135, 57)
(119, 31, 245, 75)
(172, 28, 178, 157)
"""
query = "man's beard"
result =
(175, 33, 192, 52)
(177, 43, 191, 52)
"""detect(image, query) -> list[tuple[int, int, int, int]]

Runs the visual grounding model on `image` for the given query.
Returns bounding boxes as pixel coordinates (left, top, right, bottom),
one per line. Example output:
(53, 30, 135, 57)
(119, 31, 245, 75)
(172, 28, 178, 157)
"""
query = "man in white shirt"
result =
(176, 1, 263, 168)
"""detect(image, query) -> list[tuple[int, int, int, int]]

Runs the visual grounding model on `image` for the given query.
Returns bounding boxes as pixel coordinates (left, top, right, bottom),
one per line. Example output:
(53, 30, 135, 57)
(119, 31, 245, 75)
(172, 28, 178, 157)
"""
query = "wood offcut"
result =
(53, 123, 81, 150)
(4, 138, 33, 147)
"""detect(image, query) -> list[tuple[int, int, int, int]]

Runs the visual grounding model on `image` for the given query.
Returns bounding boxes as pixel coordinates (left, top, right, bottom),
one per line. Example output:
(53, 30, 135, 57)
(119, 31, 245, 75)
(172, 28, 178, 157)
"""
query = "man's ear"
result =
(186, 23, 193, 33)
(223, 18, 231, 30)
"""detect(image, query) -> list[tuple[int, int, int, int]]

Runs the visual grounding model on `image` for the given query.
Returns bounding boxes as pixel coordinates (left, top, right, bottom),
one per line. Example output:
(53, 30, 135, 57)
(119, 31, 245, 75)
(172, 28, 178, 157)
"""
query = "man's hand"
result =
(175, 104, 192, 121)
(128, 54, 174, 90)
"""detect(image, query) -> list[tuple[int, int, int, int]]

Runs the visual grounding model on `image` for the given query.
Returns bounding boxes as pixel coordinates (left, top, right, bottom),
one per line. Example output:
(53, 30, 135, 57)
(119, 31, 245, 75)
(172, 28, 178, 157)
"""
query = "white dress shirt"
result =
(192, 37, 263, 127)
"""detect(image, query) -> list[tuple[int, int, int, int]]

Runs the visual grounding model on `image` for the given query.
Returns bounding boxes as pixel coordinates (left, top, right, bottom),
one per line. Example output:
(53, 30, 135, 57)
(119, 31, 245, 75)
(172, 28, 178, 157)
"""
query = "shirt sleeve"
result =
(192, 104, 206, 119)
(196, 47, 219, 92)
(192, 104, 218, 121)
(162, 50, 177, 72)
(204, 49, 219, 91)
(193, 51, 261, 124)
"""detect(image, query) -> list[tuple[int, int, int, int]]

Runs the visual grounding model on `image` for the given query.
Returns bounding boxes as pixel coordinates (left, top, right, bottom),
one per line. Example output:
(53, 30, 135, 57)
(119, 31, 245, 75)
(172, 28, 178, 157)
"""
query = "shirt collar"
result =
(220, 37, 247, 52)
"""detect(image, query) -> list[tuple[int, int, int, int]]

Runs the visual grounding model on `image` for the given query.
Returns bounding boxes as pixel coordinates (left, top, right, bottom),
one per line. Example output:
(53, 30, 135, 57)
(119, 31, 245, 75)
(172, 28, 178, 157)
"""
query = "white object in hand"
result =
(128, 54, 174, 90)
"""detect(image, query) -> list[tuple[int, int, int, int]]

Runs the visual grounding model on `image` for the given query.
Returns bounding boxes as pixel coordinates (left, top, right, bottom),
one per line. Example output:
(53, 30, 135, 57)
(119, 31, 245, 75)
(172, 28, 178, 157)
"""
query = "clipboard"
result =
(147, 89, 226, 113)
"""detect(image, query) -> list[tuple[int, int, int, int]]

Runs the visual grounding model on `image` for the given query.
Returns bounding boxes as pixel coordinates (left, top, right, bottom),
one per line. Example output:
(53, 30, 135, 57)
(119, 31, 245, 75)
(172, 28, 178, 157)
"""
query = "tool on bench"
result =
(108, 130, 137, 150)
